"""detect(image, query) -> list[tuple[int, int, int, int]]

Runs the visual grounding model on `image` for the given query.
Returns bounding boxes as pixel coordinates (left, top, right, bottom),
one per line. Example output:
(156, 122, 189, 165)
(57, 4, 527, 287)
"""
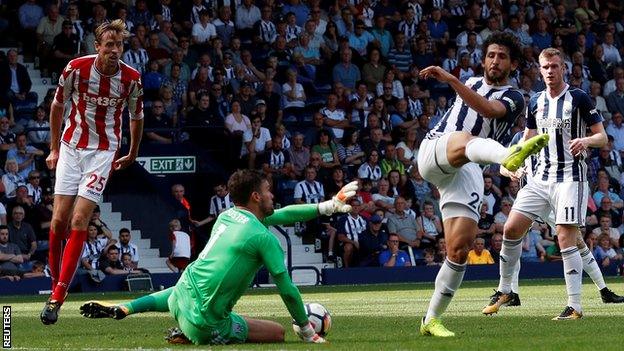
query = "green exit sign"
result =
(136, 156, 196, 174)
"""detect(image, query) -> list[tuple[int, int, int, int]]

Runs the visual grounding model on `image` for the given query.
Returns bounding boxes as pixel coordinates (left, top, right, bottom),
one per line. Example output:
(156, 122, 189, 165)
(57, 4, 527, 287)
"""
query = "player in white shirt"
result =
(417, 32, 549, 337)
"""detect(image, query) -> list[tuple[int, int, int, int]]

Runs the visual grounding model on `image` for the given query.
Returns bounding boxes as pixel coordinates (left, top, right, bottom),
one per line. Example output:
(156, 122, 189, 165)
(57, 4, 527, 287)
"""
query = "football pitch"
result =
(3, 278, 624, 350)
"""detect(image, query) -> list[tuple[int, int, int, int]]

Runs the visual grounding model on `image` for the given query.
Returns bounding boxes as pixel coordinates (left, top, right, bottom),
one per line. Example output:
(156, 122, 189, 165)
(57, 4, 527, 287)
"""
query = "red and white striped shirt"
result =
(54, 54, 144, 151)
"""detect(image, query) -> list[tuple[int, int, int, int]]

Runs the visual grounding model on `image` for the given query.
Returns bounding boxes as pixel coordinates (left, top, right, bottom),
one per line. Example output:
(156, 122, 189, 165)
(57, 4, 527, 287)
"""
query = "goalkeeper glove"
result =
(318, 180, 359, 216)
(295, 322, 327, 343)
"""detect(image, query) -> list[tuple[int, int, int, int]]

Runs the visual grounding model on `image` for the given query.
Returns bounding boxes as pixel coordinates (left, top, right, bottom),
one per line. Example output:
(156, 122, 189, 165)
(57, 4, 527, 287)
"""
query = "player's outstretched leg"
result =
(81, 287, 174, 319)
(462, 133, 549, 171)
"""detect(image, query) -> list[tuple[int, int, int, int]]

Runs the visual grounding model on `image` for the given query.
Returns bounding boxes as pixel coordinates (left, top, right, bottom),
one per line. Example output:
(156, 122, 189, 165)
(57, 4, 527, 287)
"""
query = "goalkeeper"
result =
(80, 170, 358, 345)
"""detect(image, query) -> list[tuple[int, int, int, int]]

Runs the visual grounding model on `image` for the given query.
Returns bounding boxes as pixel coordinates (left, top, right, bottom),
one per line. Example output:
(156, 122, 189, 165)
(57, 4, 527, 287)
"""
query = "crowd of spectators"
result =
(2, 0, 624, 275)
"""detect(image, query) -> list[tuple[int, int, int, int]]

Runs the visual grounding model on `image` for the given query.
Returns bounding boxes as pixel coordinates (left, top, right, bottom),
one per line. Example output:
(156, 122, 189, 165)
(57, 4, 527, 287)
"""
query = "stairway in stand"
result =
(270, 227, 334, 286)
(97, 202, 170, 273)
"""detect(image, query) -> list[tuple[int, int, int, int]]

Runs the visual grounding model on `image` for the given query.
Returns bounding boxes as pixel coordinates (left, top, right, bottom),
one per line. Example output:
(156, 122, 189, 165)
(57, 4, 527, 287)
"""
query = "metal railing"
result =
(271, 225, 322, 286)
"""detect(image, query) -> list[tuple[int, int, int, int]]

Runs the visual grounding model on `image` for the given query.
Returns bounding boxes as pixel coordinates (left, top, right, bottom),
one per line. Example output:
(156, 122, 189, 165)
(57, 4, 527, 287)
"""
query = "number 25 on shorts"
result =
(86, 174, 107, 192)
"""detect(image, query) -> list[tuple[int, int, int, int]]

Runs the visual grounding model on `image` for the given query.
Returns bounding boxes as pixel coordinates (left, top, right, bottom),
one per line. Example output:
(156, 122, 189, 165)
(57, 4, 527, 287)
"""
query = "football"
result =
(292, 302, 332, 336)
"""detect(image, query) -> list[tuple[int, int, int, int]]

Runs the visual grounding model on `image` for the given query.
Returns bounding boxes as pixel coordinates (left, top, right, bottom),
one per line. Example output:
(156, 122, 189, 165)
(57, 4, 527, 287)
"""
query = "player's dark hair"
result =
(119, 228, 130, 235)
(481, 31, 522, 63)
(228, 169, 266, 206)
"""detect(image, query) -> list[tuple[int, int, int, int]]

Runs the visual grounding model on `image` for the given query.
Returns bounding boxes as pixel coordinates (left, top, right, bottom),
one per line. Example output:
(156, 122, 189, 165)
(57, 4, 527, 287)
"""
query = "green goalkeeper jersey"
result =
(175, 204, 320, 326)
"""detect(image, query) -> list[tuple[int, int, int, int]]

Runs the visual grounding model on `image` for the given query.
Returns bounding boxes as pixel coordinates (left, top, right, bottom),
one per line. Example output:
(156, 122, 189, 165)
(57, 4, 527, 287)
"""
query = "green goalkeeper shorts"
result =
(168, 285, 248, 345)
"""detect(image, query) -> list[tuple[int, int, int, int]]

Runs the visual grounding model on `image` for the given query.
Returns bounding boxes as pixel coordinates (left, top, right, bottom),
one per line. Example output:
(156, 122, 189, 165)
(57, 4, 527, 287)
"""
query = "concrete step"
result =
(139, 248, 160, 258)
(291, 252, 324, 265)
(141, 257, 168, 267)
(100, 212, 122, 223)
(99, 202, 112, 213)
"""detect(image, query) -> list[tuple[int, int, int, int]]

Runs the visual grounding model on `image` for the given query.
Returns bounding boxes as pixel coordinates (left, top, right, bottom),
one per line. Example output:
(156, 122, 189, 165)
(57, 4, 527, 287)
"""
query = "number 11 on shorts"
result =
(564, 206, 575, 222)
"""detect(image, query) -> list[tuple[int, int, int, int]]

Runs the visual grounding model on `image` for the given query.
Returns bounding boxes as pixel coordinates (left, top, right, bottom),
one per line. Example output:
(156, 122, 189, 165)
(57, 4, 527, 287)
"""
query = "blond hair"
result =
(539, 48, 562, 61)
(95, 19, 130, 43)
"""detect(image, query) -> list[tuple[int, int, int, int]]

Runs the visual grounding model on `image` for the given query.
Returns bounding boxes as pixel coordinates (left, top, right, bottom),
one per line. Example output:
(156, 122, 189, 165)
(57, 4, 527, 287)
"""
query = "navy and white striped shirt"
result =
(122, 49, 149, 74)
(398, 20, 418, 40)
(258, 20, 277, 44)
(209, 193, 233, 216)
(527, 85, 604, 182)
(294, 180, 324, 204)
(338, 214, 367, 242)
(427, 77, 525, 143)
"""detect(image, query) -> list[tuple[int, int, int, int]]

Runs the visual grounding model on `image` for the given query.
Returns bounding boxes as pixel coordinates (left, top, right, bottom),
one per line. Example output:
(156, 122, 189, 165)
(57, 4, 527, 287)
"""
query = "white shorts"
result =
(417, 133, 483, 222)
(512, 179, 589, 227)
(54, 143, 116, 203)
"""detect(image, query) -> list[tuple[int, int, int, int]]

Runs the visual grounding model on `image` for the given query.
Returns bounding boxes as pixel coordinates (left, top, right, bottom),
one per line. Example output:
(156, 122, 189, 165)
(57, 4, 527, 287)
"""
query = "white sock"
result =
(424, 258, 466, 323)
(497, 237, 523, 294)
(561, 246, 583, 312)
(581, 247, 606, 290)
(465, 138, 509, 165)
(511, 260, 521, 293)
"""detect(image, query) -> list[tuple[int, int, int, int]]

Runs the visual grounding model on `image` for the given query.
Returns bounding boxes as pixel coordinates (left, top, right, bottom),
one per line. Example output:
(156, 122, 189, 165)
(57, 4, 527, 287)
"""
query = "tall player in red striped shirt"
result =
(40, 20, 144, 325)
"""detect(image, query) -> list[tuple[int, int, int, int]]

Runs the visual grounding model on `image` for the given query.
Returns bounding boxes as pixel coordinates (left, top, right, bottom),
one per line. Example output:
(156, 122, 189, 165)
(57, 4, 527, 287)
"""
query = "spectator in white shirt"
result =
(166, 219, 191, 272)
(191, 10, 216, 50)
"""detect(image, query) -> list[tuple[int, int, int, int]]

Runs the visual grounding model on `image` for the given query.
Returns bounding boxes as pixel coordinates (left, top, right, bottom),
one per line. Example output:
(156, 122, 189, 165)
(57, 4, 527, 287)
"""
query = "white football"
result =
(292, 302, 332, 336)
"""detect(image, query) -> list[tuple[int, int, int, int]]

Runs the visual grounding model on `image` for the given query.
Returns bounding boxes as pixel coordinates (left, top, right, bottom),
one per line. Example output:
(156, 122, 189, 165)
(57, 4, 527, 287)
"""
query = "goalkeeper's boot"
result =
(600, 287, 624, 303)
(507, 291, 521, 306)
(420, 317, 455, 337)
(552, 306, 583, 320)
(80, 301, 128, 320)
(166, 327, 192, 344)
(40, 299, 62, 325)
(482, 290, 513, 315)
(501, 134, 550, 171)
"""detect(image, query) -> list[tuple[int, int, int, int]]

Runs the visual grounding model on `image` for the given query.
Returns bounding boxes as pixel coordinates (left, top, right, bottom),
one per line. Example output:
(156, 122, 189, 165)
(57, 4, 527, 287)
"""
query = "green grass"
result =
(3, 278, 624, 350)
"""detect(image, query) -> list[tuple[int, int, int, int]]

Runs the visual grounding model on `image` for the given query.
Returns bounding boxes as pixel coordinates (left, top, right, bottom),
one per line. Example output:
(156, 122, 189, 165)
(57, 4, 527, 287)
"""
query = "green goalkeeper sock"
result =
(122, 287, 173, 314)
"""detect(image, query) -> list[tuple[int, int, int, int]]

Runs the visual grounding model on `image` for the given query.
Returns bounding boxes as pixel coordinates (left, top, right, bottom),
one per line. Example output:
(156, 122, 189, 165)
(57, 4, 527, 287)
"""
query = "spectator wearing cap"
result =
(358, 214, 389, 266)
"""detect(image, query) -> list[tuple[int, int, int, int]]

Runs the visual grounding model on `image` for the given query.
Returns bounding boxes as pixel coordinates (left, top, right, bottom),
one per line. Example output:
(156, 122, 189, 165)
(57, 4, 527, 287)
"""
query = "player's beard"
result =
(260, 199, 274, 217)
(485, 66, 510, 85)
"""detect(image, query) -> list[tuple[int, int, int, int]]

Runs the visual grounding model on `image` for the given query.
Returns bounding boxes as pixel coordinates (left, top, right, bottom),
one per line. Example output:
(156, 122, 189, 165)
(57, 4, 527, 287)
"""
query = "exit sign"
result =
(136, 156, 196, 174)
